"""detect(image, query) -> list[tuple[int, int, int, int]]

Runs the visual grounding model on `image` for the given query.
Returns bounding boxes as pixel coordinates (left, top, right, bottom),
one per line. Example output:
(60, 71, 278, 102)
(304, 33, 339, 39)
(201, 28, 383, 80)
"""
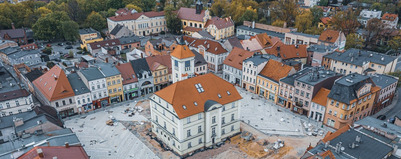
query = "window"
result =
(231, 114, 234, 121)
(188, 142, 192, 148)
(164, 121, 166, 128)
(222, 106, 226, 111)
(199, 138, 202, 144)
(198, 114, 202, 120)
(173, 128, 175, 135)
(334, 111, 337, 117)
(231, 125, 234, 131)
(222, 117, 225, 124)
(6, 102, 10, 108)
(232, 103, 235, 108)
(222, 129, 225, 135)
(198, 125, 202, 133)
(172, 116, 175, 123)
(62, 100, 66, 105)
(55, 102, 59, 107)
(187, 129, 191, 137)
(78, 100, 81, 105)
(69, 99, 73, 104)
(212, 116, 216, 124)
(212, 127, 216, 136)
(187, 117, 191, 124)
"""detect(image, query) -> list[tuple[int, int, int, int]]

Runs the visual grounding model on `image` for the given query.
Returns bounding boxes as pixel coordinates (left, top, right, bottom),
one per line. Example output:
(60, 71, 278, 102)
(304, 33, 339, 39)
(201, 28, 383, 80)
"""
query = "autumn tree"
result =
(85, 11, 106, 32)
(238, 7, 258, 23)
(165, 5, 182, 34)
(142, 0, 156, 12)
(269, 0, 299, 27)
(272, 20, 286, 27)
(388, 36, 401, 50)
(295, 11, 313, 33)
(310, 6, 323, 26)
(61, 21, 79, 41)
(345, 33, 364, 49)
(329, 9, 360, 35)
(126, 4, 143, 12)
(210, 0, 228, 17)
(365, 18, 384, 47)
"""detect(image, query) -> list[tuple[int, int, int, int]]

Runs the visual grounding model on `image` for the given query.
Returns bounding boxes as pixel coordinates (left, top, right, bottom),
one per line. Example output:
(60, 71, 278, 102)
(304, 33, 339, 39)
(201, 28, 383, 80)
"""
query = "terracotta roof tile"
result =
(183, 27, 202, 32)
(18, 146, 89, 159)
(33, 65, 74, 101)
(320, 17, 332, 25)
(264, 42, 308, 60)
(312, 88, 330, 106)
(170, 44, 195, 59)
(205, 17, 234, 29)
(319, 29, 340, 43)
(145, 55, 172, 73)
(322, 124, 351, 142)
(382, 13, 398, 21)
(108, 11, 165, 21)
(258, 60, 294, 82)
(184, 36, 228, 55)
(177, 7, 206, 22)
(154, 73, 242, 119)
(88, 39, 120, 50)
(241, 33, 273, 51)
(223, 47, 254, 70)
(115, 63, 138, 84)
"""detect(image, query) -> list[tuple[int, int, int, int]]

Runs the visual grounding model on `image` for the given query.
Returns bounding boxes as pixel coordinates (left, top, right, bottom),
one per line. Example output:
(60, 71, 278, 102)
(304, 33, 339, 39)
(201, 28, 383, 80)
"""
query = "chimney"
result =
(252, 21, 255, 29)
(65, 142, 69, 148)
(283, 22, 287, 28)
(11, 23, 15, 30)
(141, 53, 143, 58)
(106, 58, 109, 63)
(47, 141, 50, 147)
(37, 148, 44, 158)
(324, 141, 330, 149)
(13, 118, 24, 127)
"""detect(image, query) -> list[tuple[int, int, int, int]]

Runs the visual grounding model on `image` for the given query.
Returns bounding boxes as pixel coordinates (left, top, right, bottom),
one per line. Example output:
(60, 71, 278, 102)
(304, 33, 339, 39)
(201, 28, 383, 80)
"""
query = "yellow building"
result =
(145, 55, 172, 91)
(205, 17, 235, 40)
(324, 74, 380, 130)
(177, 3, 211, 35)
(98, 63, 124, 103)
(256, 60, 295, 103)
(79, 28, 104, 49)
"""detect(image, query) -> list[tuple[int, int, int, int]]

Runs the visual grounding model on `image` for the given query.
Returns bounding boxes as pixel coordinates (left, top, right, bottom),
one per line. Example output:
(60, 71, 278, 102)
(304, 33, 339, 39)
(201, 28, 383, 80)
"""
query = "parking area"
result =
(64, 101, 159, 159)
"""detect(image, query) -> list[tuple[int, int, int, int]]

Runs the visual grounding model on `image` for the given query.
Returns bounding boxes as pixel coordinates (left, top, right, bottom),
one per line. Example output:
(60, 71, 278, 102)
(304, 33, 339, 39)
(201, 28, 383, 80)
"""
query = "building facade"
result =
(358, 9, 382, 27)
(78, 67, 109, 109)
(116, 63, 139, 101)
(381, 13, 399, 29)
(369, 74, 398, 114)
(284, 32, 319, 45)
(178, 2, 211, 35)
(67, 73, 93, 113)
(146, 55, 172, 91)
(97, 63, 124, 103)
(204, 17, 235, 40)
(223, 47, 254, 86)
(310, 88, 330, 122)
(242, 54, 270, 93)
(131, 58, 154, 96)
(171, 39, 195, 83)
(107, 11, 166, 36)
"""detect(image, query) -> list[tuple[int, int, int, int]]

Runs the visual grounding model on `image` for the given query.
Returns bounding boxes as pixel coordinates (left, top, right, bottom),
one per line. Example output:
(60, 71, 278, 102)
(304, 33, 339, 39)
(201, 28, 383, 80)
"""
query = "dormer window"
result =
(218, 94, 221, 98)
(227, 91, 231, 95)
(194, 102, 198, 106)
(183, 105, 187, 110)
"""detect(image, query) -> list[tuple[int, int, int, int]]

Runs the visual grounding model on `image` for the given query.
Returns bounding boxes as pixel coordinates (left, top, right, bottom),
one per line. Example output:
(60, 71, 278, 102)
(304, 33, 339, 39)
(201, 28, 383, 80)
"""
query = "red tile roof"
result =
(223, 47, 254, 70)
(20, 43, 38, 50)
(0, 89, 30, 102)
(241, 33, 273, 51)
(115, 63, 138, 85)
(18, 146, 89, 159)
(205, 17, 234, 29)
(88, 39, 121, 50)
(319, 29, 340, 43)
(258, 60, 294, 82)
(154, 73, 242, 119)
(108, 11, 165, 21)
(183, 27, 202, 32)
(145, 55, 172, 73)
(177, 7, 206, 22)
(184, 36, 228, 55)
(170, 44, 195, 59)
(33, 65, 75, 101)
(322, 124, 351, 142)
(320, 17, 332, 25)
(264, 41, 308, 60)
(382, 13, 398, 21)
(312, 88, 330, 106)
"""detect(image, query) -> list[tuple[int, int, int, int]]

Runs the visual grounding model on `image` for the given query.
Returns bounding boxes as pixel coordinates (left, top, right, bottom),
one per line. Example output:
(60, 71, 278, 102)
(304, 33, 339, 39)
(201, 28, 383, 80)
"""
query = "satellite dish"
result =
(340, 147, 345, 151)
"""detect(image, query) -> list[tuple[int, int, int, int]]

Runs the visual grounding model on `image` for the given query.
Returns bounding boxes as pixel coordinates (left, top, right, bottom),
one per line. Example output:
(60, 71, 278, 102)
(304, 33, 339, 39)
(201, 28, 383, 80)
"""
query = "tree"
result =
(345, 33, 364, 49)
(295, 11, 313, 33)
(126, 4, 143, 12)
(85, 11, 106, 32)
(238, 7, 258, 24)
(319, 0, 329, 6)
(269, 0, 299, 27)
(388, 36, 401, 50)
(0, 15, 12, 29)
(165, 5, 182, 34)
(365, 18, 384, 47)
(310, 6, 323, 26)
(304, 26, 324, 35)
(210, 0, 228, 17)
(142, 0, 156, 12)
(370, 3, 385, 11)
(259, 17, 268, 24)
(32, 11, 71, 40)
(329, 9, 360, 35)
(272, 20, 286, 27)
(67, 0, 85, 22)
(107, 0, 124, 9)
(61, 21, 79, 41)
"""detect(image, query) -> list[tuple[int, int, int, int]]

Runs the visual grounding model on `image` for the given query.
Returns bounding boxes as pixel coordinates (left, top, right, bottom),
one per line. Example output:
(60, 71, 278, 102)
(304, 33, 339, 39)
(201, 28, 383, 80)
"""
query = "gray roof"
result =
(243, 54, 270, 66)
(130, 58, 152, 79)
(67, 73, 90, 95)
(287, 31, 320, 38)
(196, 30, 214, 39)
(0, 111, 37, 129)
(0, 66, 20, 93)
(236, 25, 285, 39)
(149, 37, 177, 48)
(324, 48, 397, 66)
(328, 73, 372, 104)
(110, 24, 124, 35)
(307, 44, 337, 53)
(79, 67, 105, 81)
(368, 74, 398, 89)
(96, 63, 121, 77)
(192, 49, 207, 67)
(15, 114, 62, 133)
(227, 37, 243, 49)
(329, 128, 393, 159)
(118, 35, 141, 45)
(0, 28, 25, 39)
(0, 46, 19, 55)
(8, 49, 41, 59)
(296, 67, 340, 86)
(280, 67, 313, 85)
(24, 70, 43, 82)
(79, 28, 99, 35)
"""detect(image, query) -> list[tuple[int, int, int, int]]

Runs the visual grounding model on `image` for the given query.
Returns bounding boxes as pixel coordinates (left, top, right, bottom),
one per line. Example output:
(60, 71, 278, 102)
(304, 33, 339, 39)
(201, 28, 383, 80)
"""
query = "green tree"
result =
(210, 0, 228, 17)
(107, 0, 124, 9)
(272, 20, 286, 27)
(295, 11, 313, 33)
(67, 0, 85, 22)
(319, 0, 329, 6)
(0, 15, 12, 29)
(329, 9, 360, 35)
(142, 0, 156, 12)
(304, 26, 324, 35)
(345, 33, 364, 49)
(388, 36, 401, 50)
(32, 11, 71, 40)
(238, 7, 258, 24)
(310, 6, 323, 26)
(61, 21, 79, 41)
(126, 4, 143, 12)
(269, 0, 299, 27)
(165, 5, 182, 34)
(370, 3, 385, 11)
(365, 18, 383, 47)
(85, 11, 106, 32)
(259, 17, 268, 24)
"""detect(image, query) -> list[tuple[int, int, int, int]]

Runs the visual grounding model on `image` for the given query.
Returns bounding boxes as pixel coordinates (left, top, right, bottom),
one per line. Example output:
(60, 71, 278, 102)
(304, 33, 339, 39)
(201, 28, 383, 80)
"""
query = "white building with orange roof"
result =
(381, 13, 399, 29)
(150, 73, 242, 157)
(171, 37, 195, 83)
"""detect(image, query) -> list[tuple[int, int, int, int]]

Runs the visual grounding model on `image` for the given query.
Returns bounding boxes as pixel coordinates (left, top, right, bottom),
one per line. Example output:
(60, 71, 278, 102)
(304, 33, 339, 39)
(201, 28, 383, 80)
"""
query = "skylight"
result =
(194, 102, 198, 106)
(195, 83, 204, 93)
(183, 105, 187, 110)
(227, 91, 231, 95)
(218, 94, 221, 98)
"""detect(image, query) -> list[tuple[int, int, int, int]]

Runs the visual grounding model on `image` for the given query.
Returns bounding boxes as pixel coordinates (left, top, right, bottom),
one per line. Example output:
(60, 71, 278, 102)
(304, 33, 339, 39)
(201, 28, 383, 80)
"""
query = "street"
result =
(372, 87, 401, 120)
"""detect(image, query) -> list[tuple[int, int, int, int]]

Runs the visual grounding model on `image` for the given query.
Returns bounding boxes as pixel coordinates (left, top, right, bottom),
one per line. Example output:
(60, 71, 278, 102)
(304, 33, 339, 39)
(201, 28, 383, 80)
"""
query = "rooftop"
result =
(324, 48, 396, 66)
(170, 43, 195, 59)
(96, 63, 121, 77)
(177, 7, 206, 22)
(192, 49, 207, 67)
(243, 54, 270, 66)
(79, 67, 105, 81)
(130, 58, 152, 79)
(311, 88, 330, 106)
(280, 67, 314, 86)
(318, 29, 341, 43)
(145, 55, 172, 74)
(184, 36, 228, 55)
(108, 11, 165, 21)
(205, 17, 234, 29)
(196, 30, 214, 39)
(355, 116, 401, 137)
(0, 66, 20, 94)
(287, 31, 320, 39)
(118, 35, 141, 45)
(307, 44, 337, 53)
(79, 28, 99, 35)
(236, 25, 285, 39)
(258, 59, 294, 83)
(67, 73, 90, 95)
(296, 67, 340, 86)
(0, 28, 25, 39)
(115, 63, 138, 85)
(223, 47, 254, 70)
(18, 146, 89, 159)
(368, 73, 399, 89)
(265, 41, 308, 60)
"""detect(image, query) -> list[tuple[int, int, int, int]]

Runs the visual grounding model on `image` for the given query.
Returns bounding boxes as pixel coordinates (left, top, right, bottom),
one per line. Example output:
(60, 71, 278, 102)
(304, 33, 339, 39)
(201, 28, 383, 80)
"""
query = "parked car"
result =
(58, 43, 64, 46)
(377, 115, 386, 120)
(66, 42, 72, 45)
(65, 45, 73, 49)
(388, 117, 395, 124)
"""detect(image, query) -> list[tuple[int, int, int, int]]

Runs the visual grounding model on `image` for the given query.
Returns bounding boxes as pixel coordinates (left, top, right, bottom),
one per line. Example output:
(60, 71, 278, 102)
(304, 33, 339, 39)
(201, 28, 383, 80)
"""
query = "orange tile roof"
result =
(255, 33, 273, 48)
(223, 47, 254, 70)
(382, 13, 398, 21)
(258, 60, 294, 82)
(170, 44, 195, 59)
(184, 36, 228, 55)
(312, 88, 330, 106)
(177, 7, 206, 22)
(18, 146, 89, 159)
(205, 17, 234, 29)
(322, 124, 351, 142)
(183, 27, 202, 32)
(33, 65, 75, 101)
(319, 29, 340, 43)
(264, 41, 308, 60)
(115, 62, 138, 85)
(145, 55, 172, 73)
(154, 73, 242, 119)
(320, 17, 332, 25)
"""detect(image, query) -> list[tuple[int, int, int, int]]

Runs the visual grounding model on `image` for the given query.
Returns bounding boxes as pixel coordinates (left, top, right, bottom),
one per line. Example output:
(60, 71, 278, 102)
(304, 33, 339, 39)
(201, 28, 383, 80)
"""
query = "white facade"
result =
(382, 17, 399, 29)
(77, 72, 108, 104)
(242, 58, 268, 93)
(107, 15, 166, 36)
(309, 102, 326, 122)
(203, 50, 229, 73)
(358, 9, 382, 27)
(0, 94, 33, 117)
(223, 64, 242, 86)
(172, 56, 195, 83)
(73, 92, 92, 113)
(150, 95, 241, 156)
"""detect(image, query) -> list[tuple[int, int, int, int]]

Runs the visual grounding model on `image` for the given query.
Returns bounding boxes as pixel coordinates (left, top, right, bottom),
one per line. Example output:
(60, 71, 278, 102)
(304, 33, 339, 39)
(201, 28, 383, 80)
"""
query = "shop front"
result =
(110, 95, 122, 104)
(124, 87, 139, 100)
(59, 107, 76, 118)
(93, 97, 109, 109)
